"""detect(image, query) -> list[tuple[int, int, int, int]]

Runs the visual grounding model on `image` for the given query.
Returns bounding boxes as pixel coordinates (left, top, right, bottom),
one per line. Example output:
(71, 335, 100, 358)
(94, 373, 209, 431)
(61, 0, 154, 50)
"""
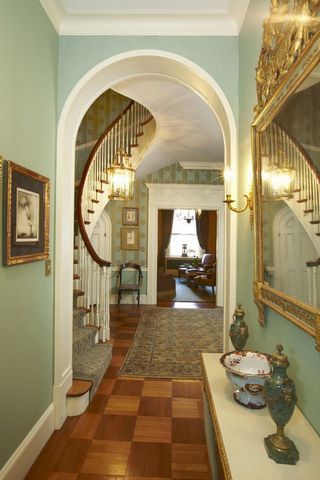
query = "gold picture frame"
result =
(122, 207, 139, 226)
(252, 1, 320, 352)
(121, 227, 140, 250)
(2, 160, 50, 266)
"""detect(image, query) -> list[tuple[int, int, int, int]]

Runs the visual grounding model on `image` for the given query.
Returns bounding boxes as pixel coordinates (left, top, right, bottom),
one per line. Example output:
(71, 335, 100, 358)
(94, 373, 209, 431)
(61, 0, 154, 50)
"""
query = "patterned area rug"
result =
(119, 307, 223, 379)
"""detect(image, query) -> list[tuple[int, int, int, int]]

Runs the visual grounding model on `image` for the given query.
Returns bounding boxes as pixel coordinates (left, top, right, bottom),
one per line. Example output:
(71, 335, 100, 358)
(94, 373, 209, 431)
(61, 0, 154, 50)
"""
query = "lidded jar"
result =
(229, 304, 249, 350)
(264, 344, 299, 464)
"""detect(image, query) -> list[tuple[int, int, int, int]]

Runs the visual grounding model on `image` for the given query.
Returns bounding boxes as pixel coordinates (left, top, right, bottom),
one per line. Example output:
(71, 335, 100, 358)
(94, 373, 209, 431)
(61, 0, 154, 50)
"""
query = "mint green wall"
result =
(239, 0, 320, 434)
(0, 0, 58, 468)
(58, 36, 239, 122)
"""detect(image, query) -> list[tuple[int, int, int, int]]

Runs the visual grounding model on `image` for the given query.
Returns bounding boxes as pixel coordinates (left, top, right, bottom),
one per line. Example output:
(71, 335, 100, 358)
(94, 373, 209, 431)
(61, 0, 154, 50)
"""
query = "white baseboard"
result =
(53, 366, 73, 429)
(110, 293, 148, 305)
(0, 404, 54, 480)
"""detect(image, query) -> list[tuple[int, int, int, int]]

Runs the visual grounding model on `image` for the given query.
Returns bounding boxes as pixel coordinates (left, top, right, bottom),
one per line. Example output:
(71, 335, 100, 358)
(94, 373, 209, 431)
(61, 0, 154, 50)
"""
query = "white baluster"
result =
(312, 265, 319, 308)
(105, 266, 111, 341)
(95, 264, 100, 328)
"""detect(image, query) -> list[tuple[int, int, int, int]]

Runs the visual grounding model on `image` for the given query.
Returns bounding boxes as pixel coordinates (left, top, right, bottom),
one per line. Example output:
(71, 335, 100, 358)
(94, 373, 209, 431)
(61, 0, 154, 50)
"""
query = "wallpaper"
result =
(75, 89, 131, 180)
(106, 162, 223, 268)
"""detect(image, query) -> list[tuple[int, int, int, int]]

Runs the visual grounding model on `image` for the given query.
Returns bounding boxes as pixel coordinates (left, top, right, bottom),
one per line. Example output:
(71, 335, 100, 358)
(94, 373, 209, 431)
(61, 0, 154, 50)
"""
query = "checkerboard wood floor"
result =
(26, 303, 213, 479)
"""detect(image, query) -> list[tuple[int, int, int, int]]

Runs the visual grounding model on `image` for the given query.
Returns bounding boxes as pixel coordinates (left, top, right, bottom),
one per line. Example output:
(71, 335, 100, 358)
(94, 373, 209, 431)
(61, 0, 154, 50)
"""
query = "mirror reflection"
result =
(260, 63, 320, 308)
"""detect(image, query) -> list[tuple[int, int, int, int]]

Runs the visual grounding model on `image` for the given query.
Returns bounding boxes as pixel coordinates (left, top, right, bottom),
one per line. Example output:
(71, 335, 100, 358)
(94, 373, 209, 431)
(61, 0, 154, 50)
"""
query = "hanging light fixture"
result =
(184, 210, 194, 223)
(107, 147, 135, 201)
(265, 146, 295, 199)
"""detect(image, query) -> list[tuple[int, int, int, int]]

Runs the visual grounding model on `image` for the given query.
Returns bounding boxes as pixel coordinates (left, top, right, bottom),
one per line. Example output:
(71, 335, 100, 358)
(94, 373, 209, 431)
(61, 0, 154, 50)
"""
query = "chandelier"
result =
(107, 148, 134, 201)
(263, 148, 295, 199)
(184, 210, 194, 223)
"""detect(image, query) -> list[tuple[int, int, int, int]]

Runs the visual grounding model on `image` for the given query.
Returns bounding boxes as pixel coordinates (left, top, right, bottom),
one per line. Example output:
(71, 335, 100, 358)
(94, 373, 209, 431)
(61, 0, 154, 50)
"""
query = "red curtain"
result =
(157, 210, 174, 270)
(196, 210, 217, 255)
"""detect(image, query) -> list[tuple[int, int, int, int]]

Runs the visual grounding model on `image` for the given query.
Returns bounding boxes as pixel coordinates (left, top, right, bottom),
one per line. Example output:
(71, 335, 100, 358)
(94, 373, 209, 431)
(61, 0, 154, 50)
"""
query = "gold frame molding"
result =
(2, 159, 50, 266)
(252, 1, 320, 352)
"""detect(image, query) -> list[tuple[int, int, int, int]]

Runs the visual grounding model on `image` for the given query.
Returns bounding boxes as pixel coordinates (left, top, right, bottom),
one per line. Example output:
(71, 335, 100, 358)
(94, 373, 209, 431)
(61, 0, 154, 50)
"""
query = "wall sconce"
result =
(223, 187, 254, 228)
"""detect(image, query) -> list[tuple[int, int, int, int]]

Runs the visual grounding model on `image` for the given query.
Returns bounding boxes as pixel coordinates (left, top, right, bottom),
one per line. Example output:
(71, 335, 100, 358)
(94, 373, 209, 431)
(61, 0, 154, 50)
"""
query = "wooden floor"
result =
(26, 302, 213, 480)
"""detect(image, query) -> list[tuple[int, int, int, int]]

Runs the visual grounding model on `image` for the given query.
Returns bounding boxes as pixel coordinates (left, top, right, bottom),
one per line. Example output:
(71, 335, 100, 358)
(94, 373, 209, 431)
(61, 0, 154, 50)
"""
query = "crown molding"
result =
(180, 161, 224, 170)
(39, 0, 249, 36)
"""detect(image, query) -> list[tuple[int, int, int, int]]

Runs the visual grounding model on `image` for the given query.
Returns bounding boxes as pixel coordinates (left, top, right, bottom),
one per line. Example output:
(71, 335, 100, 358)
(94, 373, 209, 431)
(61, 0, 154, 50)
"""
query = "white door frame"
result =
(147, 184, 224, 307)
(54, 49, 238, 428)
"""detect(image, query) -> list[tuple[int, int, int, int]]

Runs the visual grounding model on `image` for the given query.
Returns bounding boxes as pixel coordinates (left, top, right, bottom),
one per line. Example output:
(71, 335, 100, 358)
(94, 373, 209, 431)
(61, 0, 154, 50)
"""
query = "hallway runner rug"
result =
(119, 307, 223, 379)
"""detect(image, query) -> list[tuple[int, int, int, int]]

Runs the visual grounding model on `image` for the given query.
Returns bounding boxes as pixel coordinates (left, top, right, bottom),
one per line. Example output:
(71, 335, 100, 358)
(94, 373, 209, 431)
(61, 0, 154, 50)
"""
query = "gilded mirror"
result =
(252, 1, 320, 351)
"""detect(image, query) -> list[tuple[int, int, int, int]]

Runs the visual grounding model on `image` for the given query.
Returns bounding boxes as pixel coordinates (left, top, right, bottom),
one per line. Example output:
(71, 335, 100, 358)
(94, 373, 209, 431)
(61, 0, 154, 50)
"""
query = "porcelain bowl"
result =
(220, 350, 271, 409)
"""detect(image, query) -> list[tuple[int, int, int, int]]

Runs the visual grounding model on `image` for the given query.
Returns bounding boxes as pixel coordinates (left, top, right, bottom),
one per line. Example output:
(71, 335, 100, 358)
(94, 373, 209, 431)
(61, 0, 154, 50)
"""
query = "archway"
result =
(54, 50, 238, 427)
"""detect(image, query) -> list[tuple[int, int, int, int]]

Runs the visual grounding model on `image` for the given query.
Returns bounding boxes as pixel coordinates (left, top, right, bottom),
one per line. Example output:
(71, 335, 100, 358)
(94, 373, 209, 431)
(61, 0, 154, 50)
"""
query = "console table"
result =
(201, 353, 320, 480)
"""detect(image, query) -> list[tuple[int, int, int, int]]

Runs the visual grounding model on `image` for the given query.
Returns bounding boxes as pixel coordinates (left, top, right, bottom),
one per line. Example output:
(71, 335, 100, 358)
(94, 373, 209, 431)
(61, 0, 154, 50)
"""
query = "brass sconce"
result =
(223, 187, 254, 228)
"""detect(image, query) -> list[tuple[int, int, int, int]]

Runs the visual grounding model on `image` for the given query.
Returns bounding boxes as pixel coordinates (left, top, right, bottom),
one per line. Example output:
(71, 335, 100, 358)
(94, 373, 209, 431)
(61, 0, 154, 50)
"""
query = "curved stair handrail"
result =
(262, 121, 320, 243)
(77, 100, 153, 267)
(73, 98, 153, 342)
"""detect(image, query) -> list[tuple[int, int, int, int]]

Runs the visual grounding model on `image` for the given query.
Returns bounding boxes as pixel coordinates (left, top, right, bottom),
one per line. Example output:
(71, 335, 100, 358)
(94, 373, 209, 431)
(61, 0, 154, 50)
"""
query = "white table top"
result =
(201, 353, 320, 480)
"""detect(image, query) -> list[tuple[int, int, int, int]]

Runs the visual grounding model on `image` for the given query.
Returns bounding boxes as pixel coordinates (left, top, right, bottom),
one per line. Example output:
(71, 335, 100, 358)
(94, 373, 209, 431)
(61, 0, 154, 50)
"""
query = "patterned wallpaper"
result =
(75, 89, 130, 181)
(106, 163, 223, 269)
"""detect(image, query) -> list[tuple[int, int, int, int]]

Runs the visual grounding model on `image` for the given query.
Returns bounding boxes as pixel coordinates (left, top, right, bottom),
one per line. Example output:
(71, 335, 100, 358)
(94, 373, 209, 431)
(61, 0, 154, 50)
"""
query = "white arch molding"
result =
(54, 49, 238, 427)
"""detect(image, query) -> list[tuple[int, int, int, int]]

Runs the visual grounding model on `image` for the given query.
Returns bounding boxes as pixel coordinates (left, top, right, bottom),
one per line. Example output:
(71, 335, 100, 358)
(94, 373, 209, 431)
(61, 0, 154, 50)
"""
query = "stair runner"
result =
(73, 291, 112, 400)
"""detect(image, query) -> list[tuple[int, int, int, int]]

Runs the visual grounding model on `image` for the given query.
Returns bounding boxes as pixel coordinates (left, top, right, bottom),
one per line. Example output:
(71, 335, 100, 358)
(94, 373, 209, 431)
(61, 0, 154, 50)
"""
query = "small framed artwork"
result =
(2, 160, 50, 266)
(121, 227, 140, 250)
(122, 207, 139, 226)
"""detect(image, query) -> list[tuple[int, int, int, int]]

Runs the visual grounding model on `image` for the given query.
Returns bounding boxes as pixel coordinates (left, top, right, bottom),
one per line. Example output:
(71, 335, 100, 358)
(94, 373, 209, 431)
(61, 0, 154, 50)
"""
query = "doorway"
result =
(157, 208, 217, 304)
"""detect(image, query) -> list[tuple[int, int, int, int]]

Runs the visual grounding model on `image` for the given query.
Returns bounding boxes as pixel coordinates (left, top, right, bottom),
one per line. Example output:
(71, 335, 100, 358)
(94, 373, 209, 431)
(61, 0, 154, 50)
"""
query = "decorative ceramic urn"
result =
(229, 304, 249, 350)
(264, 344, 299, 465)
(220, 350, 271, 409)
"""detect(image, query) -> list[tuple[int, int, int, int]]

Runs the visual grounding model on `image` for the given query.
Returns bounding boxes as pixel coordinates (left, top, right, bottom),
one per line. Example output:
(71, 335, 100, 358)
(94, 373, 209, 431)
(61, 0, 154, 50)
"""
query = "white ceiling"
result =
(113, 76, 224, 178)
(39, 0, 249, 35)
(39, 1, 245, 175)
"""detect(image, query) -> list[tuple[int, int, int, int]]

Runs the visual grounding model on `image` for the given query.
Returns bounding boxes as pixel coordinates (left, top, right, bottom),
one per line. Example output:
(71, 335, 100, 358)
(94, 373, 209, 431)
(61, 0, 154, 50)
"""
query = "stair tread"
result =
(73, 289, 84, 296)
(74, 306, 91, 314)
(67, 379, 92, 397)
(73, 343, 112, 371)
(73, 343, 112, 400)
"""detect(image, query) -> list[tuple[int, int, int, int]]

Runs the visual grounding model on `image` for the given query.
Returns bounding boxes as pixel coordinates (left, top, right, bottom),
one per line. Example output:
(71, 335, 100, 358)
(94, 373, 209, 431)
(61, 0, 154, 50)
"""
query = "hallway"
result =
(26, 303, 213, 479)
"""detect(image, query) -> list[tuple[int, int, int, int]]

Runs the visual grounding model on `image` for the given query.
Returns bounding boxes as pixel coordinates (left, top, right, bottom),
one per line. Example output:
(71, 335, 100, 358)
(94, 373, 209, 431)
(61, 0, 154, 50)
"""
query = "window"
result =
(167, 210, 203, 257)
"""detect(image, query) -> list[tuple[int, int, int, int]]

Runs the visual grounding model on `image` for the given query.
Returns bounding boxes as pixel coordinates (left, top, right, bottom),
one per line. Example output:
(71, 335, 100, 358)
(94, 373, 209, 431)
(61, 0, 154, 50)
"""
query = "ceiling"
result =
(40, 1, 248, 175)
(40, 0, 249, 35)
(113, 76, 224, 178)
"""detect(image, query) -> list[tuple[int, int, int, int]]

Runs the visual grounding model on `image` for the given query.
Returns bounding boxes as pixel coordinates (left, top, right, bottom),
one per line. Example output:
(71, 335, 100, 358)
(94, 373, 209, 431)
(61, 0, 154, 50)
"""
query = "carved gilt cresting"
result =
(252, 0, 320, 352)
(255, 0, 320, 115)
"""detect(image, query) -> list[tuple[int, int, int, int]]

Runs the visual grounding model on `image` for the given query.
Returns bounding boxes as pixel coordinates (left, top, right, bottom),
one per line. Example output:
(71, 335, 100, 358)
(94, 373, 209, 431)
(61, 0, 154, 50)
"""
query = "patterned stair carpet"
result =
(73, 305, 112, 399)
(119, 307, 223, 379)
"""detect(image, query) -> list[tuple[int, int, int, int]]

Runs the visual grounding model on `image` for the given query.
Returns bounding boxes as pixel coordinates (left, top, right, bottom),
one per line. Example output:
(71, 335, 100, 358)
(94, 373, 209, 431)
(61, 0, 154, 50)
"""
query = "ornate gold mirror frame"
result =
(252, 1, 320, 351)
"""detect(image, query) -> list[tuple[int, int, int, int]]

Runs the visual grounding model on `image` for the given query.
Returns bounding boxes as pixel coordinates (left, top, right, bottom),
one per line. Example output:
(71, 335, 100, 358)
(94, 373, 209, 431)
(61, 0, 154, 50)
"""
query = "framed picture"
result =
(2, 160, 50, 266)
(122, 207, 139, 226)
(121, 227, 140, 250)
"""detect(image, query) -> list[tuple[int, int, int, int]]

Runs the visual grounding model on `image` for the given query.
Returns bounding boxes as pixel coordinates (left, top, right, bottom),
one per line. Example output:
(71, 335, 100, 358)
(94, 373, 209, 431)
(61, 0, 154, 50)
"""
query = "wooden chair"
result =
(192, 265, 216, 294)
(117, 263, 143, 306)
(178, 253, 216, 281)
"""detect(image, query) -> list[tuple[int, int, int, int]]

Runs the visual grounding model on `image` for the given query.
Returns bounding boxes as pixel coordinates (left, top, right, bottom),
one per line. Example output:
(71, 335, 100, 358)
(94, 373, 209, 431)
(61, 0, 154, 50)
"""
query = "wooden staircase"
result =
(67, 98, 154, 414)
(262, 121, 320, 251)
